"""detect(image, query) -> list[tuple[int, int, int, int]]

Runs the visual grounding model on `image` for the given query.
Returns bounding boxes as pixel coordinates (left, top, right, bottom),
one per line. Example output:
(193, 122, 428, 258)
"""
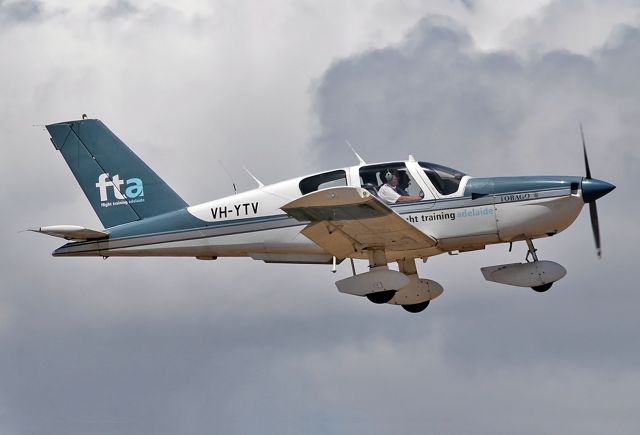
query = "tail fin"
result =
(46, 119, 188, 229)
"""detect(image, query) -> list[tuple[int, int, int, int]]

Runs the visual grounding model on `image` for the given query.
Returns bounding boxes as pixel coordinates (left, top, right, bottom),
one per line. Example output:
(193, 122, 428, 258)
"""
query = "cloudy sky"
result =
(1, 0, 639, 434)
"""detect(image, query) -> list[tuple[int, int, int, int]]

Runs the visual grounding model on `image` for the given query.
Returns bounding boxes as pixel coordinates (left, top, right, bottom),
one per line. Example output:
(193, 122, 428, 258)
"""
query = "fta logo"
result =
(95, 173, 144, 202)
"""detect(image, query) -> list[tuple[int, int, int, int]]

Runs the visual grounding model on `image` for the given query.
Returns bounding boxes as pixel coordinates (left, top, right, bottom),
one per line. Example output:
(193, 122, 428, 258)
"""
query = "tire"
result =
(402, 300, 430, 313)
(365, 290, 396, 304)
(532, 283, 553, 292)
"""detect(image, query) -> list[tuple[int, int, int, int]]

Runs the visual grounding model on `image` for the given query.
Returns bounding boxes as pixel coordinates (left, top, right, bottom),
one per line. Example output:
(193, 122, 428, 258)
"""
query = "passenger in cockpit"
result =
(396, 171, 410, 196)
(378, 170, 423, 204)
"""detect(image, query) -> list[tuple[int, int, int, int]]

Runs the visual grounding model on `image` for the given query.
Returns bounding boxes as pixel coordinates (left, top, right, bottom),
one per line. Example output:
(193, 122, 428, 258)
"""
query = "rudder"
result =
(46, 119, 188, 228)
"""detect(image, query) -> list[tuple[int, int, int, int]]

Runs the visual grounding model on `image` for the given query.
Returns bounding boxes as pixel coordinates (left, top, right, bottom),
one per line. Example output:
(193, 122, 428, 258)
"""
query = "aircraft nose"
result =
(581, 178, 616, 203)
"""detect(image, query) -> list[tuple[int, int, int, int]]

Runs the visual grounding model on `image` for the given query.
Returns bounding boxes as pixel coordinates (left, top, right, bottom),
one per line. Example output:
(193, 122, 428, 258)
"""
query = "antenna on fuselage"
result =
(243, 166, 264, 188)
(345, 140, 366, 165)
(218, 160, 237, 195)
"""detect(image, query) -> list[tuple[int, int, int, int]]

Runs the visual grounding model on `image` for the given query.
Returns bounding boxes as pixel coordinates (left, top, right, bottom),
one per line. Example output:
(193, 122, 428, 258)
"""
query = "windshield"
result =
(419, 162, 465, 195)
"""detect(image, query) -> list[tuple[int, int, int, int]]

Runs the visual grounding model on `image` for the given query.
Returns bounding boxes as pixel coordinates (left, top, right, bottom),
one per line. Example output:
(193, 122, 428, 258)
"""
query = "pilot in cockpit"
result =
(378, 169, 423, 204)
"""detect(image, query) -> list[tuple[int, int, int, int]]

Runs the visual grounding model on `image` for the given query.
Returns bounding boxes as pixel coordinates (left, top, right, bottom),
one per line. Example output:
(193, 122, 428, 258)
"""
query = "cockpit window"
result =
(299, 170, 347, 195)
(419, 162, 465, 195)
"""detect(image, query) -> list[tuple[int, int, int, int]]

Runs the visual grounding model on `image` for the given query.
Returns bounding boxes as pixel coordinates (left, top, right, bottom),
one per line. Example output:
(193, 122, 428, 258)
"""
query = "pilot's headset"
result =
(384, 169, 395, 183)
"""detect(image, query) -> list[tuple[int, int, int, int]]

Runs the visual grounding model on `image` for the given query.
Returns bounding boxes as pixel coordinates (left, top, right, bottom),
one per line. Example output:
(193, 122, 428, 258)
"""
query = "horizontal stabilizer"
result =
(29, 225, 108, 241)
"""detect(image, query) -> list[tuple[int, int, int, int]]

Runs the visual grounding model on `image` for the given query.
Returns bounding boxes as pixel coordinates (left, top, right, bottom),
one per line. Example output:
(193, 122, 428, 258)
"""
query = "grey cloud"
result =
(502, 0, 640, 54)
(459, 0, 474, 11)
(100, 0, 138, 20)
(311, 15, 640, 178)
(0, 0, 42, 24)
(312, 16, 522, 171)
(1, 2, 640, 435)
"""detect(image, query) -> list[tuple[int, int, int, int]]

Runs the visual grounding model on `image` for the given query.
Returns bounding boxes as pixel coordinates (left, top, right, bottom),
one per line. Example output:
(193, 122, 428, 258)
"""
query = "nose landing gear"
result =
(481, 239, 567, 291)
(526, 239, 554, 292)
(525, 239, 552, 292)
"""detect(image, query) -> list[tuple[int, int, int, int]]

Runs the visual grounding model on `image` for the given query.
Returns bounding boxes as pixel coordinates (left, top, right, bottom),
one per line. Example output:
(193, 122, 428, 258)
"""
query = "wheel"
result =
(532, 283, 553, 292)
(366, 290, 396, 304)
(402, 300, 430, 313)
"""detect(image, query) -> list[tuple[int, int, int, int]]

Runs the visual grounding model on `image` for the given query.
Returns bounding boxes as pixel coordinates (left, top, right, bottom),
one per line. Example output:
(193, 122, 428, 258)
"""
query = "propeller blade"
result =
(589, 201, 601, 258)
(580, 123, 592, 179)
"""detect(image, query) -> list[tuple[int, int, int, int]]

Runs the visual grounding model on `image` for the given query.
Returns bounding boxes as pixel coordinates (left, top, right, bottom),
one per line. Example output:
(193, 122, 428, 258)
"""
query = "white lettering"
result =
(96, 173, 145, 203)
(95, 173, 111, 202)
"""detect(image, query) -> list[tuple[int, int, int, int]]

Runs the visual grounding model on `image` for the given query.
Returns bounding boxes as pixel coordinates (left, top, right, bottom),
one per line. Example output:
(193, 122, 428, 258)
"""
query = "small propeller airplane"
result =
(32, 118, 615, 313)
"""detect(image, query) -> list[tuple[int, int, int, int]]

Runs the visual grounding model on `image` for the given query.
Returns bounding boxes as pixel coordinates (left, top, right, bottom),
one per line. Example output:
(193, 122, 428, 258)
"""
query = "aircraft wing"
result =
(29, 225, 108, 241)
(281, 187, 437, 259)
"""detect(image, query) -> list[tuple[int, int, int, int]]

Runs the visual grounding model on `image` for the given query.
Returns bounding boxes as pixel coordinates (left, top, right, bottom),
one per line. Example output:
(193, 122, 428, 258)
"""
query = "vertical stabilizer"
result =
(46, 119, 188, 228)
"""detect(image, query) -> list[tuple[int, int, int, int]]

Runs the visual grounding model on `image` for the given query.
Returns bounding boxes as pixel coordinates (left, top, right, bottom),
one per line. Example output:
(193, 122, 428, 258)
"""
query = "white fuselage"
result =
(53, 160, 585, 261)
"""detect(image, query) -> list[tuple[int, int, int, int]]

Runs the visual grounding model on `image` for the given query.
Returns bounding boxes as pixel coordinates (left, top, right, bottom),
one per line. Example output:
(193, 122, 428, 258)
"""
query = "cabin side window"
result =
(420, 162, 465, 195)
(299, 170, 347, 195)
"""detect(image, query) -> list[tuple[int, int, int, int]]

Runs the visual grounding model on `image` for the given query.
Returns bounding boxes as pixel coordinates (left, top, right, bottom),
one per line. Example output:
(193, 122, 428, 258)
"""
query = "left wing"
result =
(281, 187, 437, 259)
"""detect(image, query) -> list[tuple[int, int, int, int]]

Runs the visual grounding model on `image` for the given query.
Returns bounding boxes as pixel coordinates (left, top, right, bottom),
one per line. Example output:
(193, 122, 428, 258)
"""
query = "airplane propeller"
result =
(579, 124, 615, 258)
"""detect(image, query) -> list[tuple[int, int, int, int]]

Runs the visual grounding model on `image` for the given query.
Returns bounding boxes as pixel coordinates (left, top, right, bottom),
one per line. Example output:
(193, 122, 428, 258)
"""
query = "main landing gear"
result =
(334, 252, 444, 313)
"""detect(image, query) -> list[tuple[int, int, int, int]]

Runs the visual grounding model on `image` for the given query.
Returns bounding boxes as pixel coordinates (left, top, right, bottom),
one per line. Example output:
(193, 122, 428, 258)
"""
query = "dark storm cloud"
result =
(311, 16, 640, 177)
(0, 0, 42, 24)
(312, 16, 517, 170)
